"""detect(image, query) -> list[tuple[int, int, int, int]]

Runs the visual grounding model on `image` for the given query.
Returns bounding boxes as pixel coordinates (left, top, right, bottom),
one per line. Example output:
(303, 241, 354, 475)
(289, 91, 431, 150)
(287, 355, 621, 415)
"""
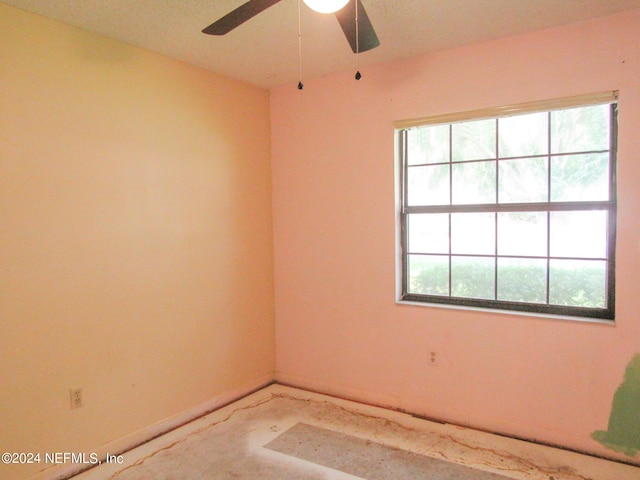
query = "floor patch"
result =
(265, 422, 509, 480)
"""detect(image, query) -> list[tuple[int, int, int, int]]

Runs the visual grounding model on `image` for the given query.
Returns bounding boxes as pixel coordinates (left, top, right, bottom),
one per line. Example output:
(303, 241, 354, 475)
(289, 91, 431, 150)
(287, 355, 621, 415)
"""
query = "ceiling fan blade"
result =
(202, 0, 283, 35)
(335, 0, 380, 53)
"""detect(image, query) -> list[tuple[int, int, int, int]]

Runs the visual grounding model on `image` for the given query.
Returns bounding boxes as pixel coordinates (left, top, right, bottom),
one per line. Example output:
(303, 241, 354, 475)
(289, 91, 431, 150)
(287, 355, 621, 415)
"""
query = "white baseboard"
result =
(274, 371, 403, 412)
(32, 374, 274, 480)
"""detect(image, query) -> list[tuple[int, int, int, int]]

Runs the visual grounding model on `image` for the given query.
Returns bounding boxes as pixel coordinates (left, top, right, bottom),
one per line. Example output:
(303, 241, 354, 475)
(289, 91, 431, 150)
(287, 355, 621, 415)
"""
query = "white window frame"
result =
(395, 92, 618, 321)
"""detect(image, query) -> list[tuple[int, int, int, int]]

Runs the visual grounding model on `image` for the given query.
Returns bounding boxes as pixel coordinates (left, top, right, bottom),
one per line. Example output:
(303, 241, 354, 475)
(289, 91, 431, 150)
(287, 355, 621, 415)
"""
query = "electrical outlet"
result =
(428, 351, 439, 367)
(70, 388, 83, 409)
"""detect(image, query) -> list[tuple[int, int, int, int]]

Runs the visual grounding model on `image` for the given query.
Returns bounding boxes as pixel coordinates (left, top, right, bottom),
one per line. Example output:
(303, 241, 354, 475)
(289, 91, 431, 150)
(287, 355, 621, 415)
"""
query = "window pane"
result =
(550, 211, 607, 259)
(497, 258, 547, 303)
(408, 255, 449, 295)
(498, 157, 548, 203)
(551, 104, 610, 154)
(451, 256, 495, 300)
(452, 119, 496, 162)
(452, 161, 496, 204)
(407, 214, 449, 254)
(451, 212, 495, 255)
(407, 164, 450, 206)
(550, 153, 609, 202)
(497, 212, 547, 257)
(549, 259, 606, 308)
(407, 125, 450, 165)
(399, 98, 616, 319)
(498, 112, 548, 158)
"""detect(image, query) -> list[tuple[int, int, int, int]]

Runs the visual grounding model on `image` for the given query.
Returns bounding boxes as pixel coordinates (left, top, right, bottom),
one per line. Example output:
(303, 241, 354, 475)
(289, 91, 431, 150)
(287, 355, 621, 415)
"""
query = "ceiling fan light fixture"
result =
(302, 0, 349, 14)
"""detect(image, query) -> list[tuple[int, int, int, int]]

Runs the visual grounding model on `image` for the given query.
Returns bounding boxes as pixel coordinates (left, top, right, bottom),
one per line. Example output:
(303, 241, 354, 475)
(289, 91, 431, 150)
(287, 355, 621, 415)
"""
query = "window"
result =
(397, 92, 617, 320)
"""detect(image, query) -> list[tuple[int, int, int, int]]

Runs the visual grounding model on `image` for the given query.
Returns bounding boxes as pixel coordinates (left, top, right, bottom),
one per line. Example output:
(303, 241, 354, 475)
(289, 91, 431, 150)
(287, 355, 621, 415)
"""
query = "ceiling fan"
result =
(202, 0, 380, 53)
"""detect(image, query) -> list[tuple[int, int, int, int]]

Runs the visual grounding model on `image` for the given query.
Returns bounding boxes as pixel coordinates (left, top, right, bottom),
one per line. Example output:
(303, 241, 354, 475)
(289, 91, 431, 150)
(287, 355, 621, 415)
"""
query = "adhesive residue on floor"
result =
(73, 385, 640, 480)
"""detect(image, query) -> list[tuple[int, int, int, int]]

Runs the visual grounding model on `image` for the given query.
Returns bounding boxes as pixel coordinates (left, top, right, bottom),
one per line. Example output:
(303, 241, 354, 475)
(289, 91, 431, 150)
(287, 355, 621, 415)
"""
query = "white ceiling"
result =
(4, 0, 640, 89)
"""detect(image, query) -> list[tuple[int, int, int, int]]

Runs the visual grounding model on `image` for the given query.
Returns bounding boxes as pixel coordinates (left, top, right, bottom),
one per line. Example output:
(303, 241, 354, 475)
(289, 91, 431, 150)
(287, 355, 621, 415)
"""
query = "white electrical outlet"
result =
(70, 388, 83, 409)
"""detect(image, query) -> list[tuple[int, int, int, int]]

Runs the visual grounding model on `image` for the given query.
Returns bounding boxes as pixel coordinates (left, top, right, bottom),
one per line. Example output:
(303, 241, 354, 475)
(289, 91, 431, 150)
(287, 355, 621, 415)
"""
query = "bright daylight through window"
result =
(397, 93, 617, 320)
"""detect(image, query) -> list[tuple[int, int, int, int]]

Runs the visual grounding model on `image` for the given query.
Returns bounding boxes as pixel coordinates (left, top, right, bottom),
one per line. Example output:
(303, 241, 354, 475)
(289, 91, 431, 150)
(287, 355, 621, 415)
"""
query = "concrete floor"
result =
(73, 385, 640, 480)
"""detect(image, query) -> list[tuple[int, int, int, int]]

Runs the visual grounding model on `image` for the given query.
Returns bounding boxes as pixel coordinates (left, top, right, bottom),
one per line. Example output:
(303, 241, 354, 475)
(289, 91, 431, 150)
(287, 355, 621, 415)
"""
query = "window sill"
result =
(395, 298, 616, 326)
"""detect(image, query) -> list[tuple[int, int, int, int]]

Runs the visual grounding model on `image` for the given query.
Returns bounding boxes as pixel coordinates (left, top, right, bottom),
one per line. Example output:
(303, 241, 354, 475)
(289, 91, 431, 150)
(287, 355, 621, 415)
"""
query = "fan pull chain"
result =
(297, 0, 304, 90)
(354, 0, 361, 80)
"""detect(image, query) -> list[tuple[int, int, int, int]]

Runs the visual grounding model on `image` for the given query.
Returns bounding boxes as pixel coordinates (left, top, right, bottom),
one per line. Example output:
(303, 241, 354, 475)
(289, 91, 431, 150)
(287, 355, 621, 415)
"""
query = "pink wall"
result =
(271, 9, 640, 462)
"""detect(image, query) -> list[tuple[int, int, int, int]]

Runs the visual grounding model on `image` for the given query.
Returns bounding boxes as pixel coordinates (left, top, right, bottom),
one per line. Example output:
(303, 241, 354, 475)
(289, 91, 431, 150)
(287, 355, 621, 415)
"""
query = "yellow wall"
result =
(0, 4, 274, 479)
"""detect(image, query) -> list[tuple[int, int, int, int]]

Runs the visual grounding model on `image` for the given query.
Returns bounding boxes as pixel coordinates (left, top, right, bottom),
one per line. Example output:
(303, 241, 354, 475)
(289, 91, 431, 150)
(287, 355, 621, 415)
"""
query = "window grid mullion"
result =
(408, 149, 609, 169)
(402, 130, 409, 212)
(405, 200, 614, 215)
(494, 118, 499, 301)
(448, 124, 453, 297)
(400, 129, 409, 297)
(604, 103, 617, 316)
(546, 111, 552, 305)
